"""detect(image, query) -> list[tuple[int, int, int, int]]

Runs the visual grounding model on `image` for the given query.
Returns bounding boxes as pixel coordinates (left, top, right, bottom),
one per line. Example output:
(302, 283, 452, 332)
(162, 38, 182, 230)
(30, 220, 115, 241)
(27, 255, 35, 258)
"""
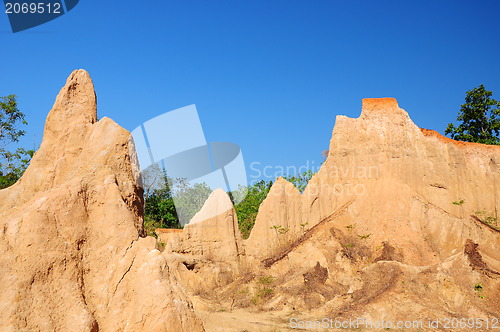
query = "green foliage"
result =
(0, 95, 27, 143)
(142, 165, 212, 229)
(358, 233, 371, 240)
(474, 211, 499, 231)
(143, 167, 316, 238)
(143, 167, 181, 229)
(0, 95, 33, 189)
(156, 240, 166, 251)
(254, 275, 276, 302)
(256, 287, 273, 299)
(173, 180, 212, 224)
(230, 170, 315, 238)
(446, 84, 500, 145)
(473, 282, 486, 299)
(270, 224, 289, 235)
(143, 215, 162, 237)
(258, 275, 276, 285)
(230, 180, 272, 239)
(284, 169, 314, 193)
(144, 182, 180, 229)
(452, 199, 465, 206)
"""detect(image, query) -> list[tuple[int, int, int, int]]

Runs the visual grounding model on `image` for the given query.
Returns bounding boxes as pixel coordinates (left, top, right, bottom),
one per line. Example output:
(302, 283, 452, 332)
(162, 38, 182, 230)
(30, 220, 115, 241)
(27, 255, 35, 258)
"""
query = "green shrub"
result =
(230, 180, 272, 239)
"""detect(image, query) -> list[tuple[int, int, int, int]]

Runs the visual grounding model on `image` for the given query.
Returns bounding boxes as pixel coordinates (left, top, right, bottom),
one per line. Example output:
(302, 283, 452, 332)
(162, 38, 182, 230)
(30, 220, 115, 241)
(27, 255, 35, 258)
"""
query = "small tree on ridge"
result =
(446, 84, 500, 145)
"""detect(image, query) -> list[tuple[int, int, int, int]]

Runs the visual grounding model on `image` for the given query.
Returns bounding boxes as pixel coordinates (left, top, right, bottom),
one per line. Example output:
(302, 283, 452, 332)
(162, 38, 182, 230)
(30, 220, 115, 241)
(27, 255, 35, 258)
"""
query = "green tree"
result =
(230, 180, 272, 239)
(173, 179, 212, 225)
(142, 167, 213, 233)
(142, 164, 181, 232)
(284, 169, 314, 193)
(144, 180, 180, 229)
(445, 84, 500, 145)
(143, 167, 316, 239)
(230, 170, 315, 239)
(0, 95, 33, 189)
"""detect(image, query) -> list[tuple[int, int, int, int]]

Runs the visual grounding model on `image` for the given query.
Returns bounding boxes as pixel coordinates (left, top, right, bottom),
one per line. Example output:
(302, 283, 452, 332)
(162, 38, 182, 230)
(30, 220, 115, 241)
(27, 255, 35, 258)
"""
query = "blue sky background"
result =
(1, 0, 500, 183)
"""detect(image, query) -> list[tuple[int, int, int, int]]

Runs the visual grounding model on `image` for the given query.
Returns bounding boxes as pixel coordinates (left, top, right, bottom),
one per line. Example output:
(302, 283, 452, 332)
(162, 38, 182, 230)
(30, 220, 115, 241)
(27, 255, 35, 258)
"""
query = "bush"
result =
(230, 180, 272, 239)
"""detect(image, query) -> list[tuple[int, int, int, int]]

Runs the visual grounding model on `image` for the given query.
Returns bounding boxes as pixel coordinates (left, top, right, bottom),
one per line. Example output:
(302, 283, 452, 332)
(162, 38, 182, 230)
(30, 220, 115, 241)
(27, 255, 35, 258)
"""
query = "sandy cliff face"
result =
(168, 98, 500, 328)
(243, 98, 499, 265)
(301, 98, 499, 265)
(252, 98, 500, 320)
(0, 70, 204, 332)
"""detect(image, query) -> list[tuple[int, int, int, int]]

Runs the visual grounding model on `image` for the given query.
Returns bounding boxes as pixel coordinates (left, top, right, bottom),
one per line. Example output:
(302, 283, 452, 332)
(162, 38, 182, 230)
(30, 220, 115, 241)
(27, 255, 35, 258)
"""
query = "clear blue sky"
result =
(1, 0, 500, 183)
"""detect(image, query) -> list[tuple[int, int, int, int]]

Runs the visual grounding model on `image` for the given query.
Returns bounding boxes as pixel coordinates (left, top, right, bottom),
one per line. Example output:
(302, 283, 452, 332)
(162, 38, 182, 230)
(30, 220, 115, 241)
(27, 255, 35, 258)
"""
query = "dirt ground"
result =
(194, 308, 446, 332)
